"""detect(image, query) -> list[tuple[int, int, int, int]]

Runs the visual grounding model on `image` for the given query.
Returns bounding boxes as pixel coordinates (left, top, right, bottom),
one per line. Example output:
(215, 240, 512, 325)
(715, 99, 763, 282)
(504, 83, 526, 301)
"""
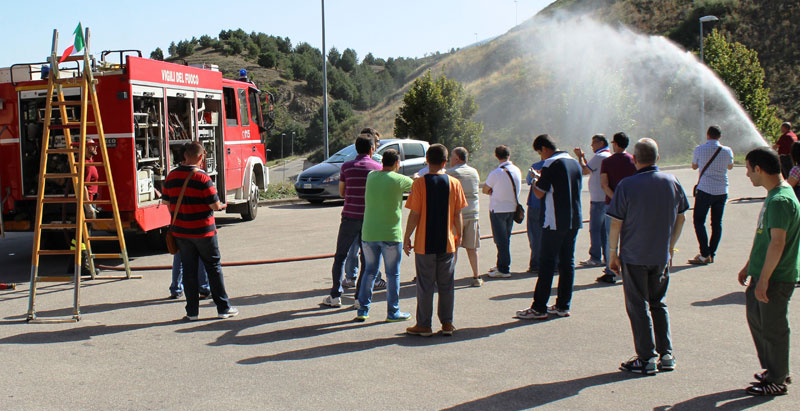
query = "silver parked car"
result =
(295, 138, 429, 204)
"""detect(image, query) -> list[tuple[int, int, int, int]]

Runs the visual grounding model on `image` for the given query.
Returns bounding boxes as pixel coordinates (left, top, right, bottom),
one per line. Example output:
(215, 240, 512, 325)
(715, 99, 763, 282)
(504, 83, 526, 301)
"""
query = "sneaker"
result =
(471, 277, 483, 287)
(354, 314, 369, 322)
(619, 356, 657, 376)
(487, 266, 498, 273)
(374, 279, 387, 290)
(169, 292, 183, 300)
(579, 258, 604, 267)
(515, 307, 548, 320)
(406, 325, 433, 337)
(322, 295, 341, 307)
(487, 270, 511, 278)
(342, 278, 356, 288)
(441, 323, 456, 336)
(199, 291, 211, 300)
(746, 381, 788, 396)
(754, 370, 792, 385)
(386, 311, 411, 322)
(546, 305, 571, 317)
(183, 315, 198, 321)
(688, 254, 713, 265)
(218, 307, 239, 319)
(596, 273, 617, 284)
(353, 300, 361, 310)
(658, 353, 675, 372)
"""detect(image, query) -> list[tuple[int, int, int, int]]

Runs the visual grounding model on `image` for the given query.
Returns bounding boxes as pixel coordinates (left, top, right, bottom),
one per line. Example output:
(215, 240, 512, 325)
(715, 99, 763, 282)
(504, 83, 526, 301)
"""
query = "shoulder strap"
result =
(502, 167, 520, 203)
(171, 168, 199, 228)
(698, 146, 723, 182)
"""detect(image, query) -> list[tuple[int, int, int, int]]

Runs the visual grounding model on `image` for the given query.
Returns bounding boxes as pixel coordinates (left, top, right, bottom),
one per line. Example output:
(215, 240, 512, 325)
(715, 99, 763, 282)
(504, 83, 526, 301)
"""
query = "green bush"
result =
(259, 182, 297, 200)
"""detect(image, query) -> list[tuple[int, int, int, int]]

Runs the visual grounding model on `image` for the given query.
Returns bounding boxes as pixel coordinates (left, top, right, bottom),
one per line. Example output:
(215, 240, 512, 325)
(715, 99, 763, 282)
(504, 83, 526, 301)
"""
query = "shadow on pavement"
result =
(237, 320, 538, 364)
(489, 280, 614, 301)
(0, 320, 183, 344)
(653, 388, 774, 410)
(691, 291, 745, 307)
(441, 371, 634, 410)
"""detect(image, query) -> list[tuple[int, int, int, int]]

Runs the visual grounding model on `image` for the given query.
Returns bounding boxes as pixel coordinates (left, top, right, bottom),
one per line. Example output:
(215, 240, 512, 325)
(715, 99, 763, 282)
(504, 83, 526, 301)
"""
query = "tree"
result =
(394, 70, 483, 154)
(703, 29, 780, 139)
(363, 52, 376, 66)
(168, 41, 177, 57)
(150, 47, 164, 61)
(327, 47, 341, 67)
(338, 48, 357, 72)
(199, 35, 213, 48)
(175, 40, 194, 57)
(258, 51, 277, 68)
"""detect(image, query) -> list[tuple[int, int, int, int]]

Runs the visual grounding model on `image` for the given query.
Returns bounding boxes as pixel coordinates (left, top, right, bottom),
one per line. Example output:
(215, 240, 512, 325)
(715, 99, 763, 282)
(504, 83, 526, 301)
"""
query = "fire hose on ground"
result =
(94, 195, 766, 273)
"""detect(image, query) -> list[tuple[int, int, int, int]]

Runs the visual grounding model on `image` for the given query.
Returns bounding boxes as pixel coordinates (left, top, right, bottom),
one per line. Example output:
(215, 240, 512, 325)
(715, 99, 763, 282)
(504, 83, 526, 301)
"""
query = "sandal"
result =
(754, 370, 792, 385)
(746, 381, 787, 396)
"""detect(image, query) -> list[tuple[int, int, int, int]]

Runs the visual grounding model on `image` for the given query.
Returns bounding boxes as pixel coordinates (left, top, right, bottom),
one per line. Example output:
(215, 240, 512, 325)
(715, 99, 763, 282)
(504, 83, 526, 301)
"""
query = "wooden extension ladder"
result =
(27, 27, 138, 323)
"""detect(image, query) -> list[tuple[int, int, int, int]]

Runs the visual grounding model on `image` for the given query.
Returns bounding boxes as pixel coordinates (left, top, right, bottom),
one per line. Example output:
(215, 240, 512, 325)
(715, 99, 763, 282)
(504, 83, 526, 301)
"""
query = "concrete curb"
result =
(258, 197, 307, 206)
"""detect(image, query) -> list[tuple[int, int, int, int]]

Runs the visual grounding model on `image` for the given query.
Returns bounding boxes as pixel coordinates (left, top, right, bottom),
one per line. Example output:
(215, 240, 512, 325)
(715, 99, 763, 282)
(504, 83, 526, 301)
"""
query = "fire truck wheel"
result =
(241, 181, 259, 221)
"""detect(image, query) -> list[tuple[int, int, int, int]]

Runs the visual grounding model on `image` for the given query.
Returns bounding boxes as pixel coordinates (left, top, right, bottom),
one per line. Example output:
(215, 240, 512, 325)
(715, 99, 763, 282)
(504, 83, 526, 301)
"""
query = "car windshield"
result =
(325, 145, 358, 163)
(324, 143, 385, 163)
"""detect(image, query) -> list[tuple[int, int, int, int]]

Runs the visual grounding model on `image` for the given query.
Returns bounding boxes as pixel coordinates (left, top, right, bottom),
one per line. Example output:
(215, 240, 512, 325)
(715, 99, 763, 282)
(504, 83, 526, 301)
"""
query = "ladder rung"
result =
(86, 200, 111, 205)
(93, 253, 121, 259)
(49, 122, 96, 130)
(40, 223, 77, 229)
(85, 218, 114, 223)
(87, 236, 119, 241)
(47, 148, 79, 154)
(38, 249, 76, 256)
(43, 173, 78, 179)
(52, 101, 83, 106)
(41, 197, 77, 204)
(53, 78, 83, 86)
(36, 276, 76, 282)
(84, 181, 108, 186)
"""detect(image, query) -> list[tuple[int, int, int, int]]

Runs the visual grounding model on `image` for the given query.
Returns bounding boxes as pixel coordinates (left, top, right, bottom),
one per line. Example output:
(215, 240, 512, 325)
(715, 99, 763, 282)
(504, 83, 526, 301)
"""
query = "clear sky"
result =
(1, 0, 554, 67)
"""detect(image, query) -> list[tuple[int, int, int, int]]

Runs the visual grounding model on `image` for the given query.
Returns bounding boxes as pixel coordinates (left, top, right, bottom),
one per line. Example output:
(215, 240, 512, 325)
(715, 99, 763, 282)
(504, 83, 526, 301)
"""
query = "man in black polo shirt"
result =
(163, 141, 238, 321)
(516, 134, 582, 320)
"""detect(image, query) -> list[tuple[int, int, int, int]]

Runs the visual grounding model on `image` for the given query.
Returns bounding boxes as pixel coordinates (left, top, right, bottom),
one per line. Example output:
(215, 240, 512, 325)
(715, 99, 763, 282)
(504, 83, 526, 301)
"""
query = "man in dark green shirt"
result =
(739, 147, 800, 396)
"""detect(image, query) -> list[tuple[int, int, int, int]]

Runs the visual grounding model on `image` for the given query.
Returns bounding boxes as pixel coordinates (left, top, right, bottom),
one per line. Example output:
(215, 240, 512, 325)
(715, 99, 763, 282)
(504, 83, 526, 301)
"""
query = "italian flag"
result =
(58, 23, 85, 63)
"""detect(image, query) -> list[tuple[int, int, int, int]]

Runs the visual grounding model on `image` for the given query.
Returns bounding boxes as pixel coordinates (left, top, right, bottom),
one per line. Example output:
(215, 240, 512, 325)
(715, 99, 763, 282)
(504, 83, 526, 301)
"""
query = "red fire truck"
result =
(0, 51, 272, 236)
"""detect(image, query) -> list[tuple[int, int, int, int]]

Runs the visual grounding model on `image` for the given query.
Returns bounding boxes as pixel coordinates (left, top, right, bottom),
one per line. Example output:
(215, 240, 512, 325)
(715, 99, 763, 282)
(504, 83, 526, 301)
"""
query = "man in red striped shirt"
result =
(163, 141, 238, 321)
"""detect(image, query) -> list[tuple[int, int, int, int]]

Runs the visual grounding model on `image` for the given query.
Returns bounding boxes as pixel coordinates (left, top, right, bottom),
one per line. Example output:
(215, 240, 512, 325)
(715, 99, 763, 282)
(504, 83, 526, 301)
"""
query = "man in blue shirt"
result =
(689, 126, 734, 265)
(526, 159, 545, 273)
(608, 138, 689, 375)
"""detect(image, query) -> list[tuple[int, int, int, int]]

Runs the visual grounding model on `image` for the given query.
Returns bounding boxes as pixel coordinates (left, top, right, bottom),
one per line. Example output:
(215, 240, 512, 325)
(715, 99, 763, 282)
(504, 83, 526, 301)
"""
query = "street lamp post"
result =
(321, 0, 330, 160)
(699, 15, 719, 137)
(292, 131, 295, 157)
(281, 132, 285, 159)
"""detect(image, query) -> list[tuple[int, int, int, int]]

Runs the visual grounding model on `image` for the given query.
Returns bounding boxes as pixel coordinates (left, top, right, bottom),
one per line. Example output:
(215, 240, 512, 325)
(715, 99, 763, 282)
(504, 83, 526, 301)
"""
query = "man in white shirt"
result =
(447, 147, 482, 286)
(482, 145, 522, 278)
(574, 135, 611, 267)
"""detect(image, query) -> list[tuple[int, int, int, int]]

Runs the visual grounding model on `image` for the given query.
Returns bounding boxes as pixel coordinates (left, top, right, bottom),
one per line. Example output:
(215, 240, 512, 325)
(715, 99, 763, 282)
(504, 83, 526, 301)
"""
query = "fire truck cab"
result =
(0, 52, 271, 235)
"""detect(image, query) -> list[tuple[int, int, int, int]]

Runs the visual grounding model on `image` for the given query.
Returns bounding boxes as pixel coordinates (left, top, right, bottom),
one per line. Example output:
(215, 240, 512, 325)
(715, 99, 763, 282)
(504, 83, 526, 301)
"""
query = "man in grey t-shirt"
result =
(447, 147, 482, 287)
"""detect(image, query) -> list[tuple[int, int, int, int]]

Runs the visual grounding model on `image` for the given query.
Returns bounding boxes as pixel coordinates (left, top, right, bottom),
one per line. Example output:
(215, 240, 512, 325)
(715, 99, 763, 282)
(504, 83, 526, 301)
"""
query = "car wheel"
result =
(241, 181, 259, 221)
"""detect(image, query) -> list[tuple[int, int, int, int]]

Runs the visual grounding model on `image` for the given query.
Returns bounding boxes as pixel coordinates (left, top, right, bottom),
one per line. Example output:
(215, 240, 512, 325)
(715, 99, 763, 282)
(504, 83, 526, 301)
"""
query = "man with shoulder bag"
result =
(482, 145, 522, 278)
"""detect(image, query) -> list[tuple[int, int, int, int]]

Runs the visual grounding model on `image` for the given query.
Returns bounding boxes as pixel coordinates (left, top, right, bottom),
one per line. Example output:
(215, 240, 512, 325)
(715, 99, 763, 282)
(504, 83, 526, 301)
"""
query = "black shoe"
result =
(754, 370, 792, 385)
(746, 381, 787, 396)
(596, 274, 617, 284)
(199, 292, 211, 300)
(620, 357, 657, 375)
(169, 293, 183, 300)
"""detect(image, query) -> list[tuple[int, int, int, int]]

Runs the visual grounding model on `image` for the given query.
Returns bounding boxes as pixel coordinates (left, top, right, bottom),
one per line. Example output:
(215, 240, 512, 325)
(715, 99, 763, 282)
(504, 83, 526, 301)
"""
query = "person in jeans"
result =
(688, 126, 734, 265)
(404, 144, 467, 336)
(342, 243, 384, 290)
(525, 158, 546, 273)
(738, 147, 799, 396)
(597, 132, 637, 283)
(575, 134, 611, 267)
(516, 134, 582, 320)
(321, 130, 382, 308)
(482, 145, 522, 278)
(446, 147, 482, 286)
(169, 253, 210, 300)
(162, 141, 237, 321)
(607, 138, 688, 375)
(355, 149, 414, 322)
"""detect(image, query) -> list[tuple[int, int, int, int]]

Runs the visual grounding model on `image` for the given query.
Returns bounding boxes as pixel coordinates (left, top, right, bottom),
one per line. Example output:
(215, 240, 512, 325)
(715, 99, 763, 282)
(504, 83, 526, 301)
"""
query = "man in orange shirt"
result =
(403, 144, 467, 336)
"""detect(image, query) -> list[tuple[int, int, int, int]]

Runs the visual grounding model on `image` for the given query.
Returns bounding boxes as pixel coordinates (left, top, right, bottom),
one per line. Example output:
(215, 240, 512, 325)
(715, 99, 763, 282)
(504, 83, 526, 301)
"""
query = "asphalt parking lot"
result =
(0, 166, 797, 410)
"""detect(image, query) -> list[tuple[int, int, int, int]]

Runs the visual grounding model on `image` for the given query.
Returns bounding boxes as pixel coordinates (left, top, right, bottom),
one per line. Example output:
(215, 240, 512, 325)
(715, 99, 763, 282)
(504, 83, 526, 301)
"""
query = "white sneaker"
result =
(218, 307, 239, 319)
(322, 296, 341, 307)
(487, 271, 511, 278)
(488, 266, 498, 273)
(353, 300, 361, 310)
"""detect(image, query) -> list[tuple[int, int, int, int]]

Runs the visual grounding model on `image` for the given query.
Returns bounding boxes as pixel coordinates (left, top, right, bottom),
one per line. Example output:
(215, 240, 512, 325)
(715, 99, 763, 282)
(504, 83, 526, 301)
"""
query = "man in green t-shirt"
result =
(739, 147, 800, 396)
(355, 149, 414, 323)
